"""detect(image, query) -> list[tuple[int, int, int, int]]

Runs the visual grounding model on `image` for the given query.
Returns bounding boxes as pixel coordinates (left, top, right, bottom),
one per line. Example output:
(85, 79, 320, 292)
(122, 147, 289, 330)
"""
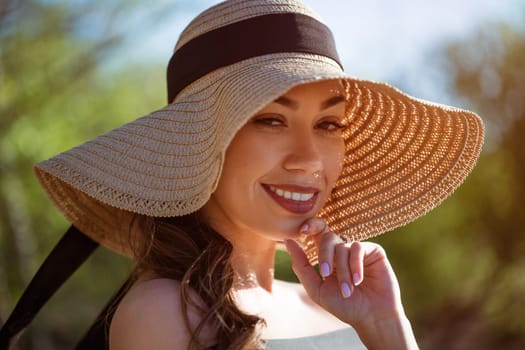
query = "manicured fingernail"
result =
(320, 262, 330, 277)
(300, 224, 309, 233)
(341, 282, 352, 298)
(353, 272, 361, 285)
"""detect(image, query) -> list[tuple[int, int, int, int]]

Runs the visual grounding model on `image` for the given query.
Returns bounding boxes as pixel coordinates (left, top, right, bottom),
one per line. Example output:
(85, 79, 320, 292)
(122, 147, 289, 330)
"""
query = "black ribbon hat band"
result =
(167, 13, 342, 103)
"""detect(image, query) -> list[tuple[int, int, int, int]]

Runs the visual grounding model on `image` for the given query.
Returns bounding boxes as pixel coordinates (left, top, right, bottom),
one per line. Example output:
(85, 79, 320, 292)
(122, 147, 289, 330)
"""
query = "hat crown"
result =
(33, 0, 484, 263)
(175, 0, 323, 51)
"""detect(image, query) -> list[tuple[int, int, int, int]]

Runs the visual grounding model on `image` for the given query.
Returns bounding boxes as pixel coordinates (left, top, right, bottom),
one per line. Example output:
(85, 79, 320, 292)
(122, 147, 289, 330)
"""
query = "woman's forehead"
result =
(284, 80, 344, 96)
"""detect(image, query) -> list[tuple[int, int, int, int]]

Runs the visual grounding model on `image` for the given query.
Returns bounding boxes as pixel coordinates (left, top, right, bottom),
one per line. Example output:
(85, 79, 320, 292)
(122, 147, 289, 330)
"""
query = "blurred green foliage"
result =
(1, 1, 524, 349)
(372, 19, 525, 350)
(0, 0, 173, 348)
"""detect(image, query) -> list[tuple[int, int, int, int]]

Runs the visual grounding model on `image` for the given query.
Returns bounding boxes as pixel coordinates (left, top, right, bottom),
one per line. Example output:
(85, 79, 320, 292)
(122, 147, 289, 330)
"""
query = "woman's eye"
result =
(253, 116, 285, 127)
(317, 120, 345, 132)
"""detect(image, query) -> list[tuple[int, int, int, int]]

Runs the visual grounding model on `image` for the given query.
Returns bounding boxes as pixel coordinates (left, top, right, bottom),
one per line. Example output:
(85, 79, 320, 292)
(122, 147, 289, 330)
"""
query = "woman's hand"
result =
(285, 217, 418, 350)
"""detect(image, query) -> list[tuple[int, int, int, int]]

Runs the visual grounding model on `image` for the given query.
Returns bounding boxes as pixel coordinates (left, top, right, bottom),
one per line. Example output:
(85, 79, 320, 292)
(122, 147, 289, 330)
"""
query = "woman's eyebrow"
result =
(320, 95, 346, 110)
(273, 94, 345, 111)
(274, 96, 299, 110)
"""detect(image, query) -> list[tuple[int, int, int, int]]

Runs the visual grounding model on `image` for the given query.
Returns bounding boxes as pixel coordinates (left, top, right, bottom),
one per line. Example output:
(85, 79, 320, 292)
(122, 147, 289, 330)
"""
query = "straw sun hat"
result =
(34, 0, 484, 260)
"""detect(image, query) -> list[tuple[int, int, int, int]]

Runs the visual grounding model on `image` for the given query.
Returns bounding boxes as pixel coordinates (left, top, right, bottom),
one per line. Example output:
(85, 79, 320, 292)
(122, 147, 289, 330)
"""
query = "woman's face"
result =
(202, 80, 346, 241)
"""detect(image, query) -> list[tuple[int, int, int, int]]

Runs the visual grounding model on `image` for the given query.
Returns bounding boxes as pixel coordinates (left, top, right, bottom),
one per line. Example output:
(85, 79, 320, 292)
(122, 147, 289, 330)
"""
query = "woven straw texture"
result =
(34, 0, 484, 260)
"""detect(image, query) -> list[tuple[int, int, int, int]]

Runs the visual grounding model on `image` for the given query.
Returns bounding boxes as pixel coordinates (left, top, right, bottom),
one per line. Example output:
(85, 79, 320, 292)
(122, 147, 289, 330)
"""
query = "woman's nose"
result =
(282, 132, 324, 174)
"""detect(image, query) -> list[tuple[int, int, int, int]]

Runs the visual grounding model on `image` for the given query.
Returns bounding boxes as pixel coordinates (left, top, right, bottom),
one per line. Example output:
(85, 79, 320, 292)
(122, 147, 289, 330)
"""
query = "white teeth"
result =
(269, 186, 315, 202)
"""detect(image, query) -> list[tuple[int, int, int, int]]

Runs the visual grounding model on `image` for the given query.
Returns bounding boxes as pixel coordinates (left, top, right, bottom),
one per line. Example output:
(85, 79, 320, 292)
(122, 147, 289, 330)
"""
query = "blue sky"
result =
(125, 0, 524, 103)
(305, 0, 524, 79)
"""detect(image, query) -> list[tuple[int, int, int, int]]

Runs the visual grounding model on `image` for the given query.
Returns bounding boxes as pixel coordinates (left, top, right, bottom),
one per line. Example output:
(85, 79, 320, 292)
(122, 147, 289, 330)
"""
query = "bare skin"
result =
(286, 218, 419, 349)
(110, 81, 419, 349)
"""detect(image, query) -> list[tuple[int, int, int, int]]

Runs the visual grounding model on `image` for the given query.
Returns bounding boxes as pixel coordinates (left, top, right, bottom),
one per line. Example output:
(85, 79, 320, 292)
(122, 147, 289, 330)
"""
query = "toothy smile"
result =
(263, 184, 319, 215)
(268, 186, 315, 202)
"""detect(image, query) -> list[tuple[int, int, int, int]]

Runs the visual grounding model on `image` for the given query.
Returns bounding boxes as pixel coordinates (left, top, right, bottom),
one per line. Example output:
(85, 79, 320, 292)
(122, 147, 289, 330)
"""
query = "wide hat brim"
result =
(34, 53, 484, 261)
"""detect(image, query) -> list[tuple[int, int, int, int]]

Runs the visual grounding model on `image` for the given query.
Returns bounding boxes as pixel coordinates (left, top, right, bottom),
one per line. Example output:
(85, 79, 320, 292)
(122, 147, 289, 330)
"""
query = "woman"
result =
(30, 0, 484, 349)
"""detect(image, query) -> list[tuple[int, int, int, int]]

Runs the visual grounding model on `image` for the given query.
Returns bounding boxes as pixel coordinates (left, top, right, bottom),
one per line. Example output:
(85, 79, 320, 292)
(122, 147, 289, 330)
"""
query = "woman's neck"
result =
(229, 237, 277, 292)
(198, 208, 280, 292)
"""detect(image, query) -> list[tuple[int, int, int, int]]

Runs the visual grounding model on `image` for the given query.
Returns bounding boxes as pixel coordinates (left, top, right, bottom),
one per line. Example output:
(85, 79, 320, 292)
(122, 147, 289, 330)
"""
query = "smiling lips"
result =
(263, 184, 319, 215)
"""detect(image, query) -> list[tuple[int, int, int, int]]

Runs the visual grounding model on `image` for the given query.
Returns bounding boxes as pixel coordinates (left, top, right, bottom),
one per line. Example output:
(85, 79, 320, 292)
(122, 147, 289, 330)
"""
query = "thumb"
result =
(285, 239, 322, 303)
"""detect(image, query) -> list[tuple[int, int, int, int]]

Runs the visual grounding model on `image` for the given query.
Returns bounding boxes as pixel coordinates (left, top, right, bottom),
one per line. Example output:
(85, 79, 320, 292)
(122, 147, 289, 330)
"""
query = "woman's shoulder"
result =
(109, 277, 216, 349)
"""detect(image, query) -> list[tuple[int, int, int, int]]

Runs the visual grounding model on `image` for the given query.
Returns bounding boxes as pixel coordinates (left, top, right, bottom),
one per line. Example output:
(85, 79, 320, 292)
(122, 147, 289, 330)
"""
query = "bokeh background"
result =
(1, 0, 524, 349)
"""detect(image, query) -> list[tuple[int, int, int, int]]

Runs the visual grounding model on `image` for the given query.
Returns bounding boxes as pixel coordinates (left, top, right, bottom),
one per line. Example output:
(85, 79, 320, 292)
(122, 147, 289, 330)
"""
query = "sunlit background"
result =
(1, 0, 524, 349)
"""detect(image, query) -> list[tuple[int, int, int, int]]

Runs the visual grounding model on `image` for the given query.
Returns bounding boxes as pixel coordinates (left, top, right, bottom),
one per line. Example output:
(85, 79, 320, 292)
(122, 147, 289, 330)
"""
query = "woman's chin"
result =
(263, 219, 307, 241)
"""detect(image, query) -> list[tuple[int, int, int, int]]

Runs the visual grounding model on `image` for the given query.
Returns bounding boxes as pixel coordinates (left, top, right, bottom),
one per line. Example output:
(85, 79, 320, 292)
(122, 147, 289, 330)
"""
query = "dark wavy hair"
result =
(129, 213, 265, 350)
(124, 79, 352, 349)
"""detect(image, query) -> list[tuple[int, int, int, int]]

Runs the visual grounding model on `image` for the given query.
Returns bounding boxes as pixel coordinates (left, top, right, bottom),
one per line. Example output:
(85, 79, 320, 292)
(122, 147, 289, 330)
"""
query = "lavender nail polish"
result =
(320, 262, 330, 277)
(341, 282, 352, 298)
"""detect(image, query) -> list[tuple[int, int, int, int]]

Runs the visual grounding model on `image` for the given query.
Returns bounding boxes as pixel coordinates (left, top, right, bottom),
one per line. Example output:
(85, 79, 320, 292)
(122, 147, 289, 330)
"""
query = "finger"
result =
(285, 239, 322, 303)
(299, 218, 333, 277)
(335, 243, 353, 298)
(316, 231, 341, 278)
(349, 242, 365, 286)
(299, 217, 328, 236)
